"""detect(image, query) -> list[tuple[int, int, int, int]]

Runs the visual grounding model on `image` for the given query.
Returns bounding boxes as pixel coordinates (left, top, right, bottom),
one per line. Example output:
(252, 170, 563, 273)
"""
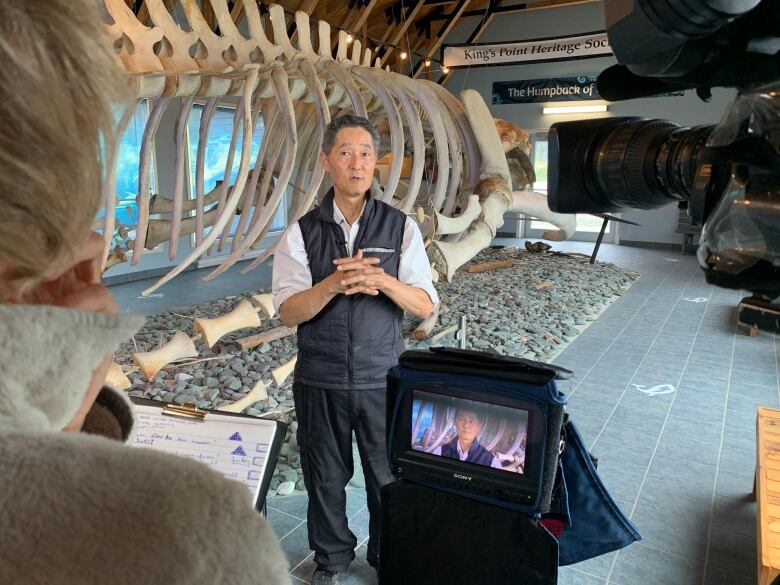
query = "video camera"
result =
(546, 0, 780, 298)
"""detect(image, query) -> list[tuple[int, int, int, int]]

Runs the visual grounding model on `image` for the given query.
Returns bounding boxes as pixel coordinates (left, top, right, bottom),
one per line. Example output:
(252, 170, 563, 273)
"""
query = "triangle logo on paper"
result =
(231, 446, 247, 456)
(229, 432, 243, 441)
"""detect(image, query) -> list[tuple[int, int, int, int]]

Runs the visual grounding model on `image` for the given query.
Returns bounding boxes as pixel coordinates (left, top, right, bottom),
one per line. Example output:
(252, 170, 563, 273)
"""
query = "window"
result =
(187, 104, 285, 242)
(96, 101, 155, 253)
(531, 133, 548, 194)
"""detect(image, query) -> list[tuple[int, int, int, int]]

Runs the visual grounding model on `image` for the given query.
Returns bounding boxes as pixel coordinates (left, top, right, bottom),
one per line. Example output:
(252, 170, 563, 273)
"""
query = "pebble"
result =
(199, 388, 219, 402)
(276, 482, 296, 496)
(173, 393, 198, 405)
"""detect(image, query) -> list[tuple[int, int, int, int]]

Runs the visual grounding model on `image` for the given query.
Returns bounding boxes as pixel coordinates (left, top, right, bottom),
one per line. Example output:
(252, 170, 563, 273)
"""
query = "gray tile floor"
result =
(109, 241, 775, 585)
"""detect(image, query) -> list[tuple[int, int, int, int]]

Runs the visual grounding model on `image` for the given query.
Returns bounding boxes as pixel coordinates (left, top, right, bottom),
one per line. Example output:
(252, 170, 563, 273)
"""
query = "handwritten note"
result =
(133, 405, 278, 505)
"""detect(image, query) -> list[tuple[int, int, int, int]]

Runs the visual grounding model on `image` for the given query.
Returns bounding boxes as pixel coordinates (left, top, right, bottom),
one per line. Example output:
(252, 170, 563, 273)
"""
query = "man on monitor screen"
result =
(431, 408, 503, 469)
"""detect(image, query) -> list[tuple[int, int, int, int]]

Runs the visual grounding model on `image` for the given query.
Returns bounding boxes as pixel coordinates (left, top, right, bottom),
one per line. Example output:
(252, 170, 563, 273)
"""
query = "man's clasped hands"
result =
(327, 250, 392, 297)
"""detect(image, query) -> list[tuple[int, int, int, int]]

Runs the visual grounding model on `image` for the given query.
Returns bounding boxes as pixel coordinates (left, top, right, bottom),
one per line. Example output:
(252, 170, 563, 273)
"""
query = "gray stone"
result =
(227, 378, 243, 391)
(199, 388, 219, 402)
(175, 373, 193, 382)
(173, 393, 199, 405)
(259, 343, 272, 354)
(276, 481, 295, 496)
(205, 377, 219, 388)
(283, 469, 298, 483)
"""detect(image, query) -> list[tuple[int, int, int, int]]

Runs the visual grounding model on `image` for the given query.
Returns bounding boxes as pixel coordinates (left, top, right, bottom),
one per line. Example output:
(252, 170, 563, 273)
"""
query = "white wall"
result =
(443, 1, 736, 244)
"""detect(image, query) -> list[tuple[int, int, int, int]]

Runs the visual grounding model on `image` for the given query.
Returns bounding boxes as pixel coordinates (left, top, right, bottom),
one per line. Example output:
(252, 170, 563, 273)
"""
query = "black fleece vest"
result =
(440, 437, 495, 467)
(294, 189, 406, 390)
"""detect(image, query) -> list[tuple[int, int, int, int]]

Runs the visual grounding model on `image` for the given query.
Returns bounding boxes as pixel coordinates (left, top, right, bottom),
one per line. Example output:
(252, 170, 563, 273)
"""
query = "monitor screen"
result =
(411, 390, 529, 475)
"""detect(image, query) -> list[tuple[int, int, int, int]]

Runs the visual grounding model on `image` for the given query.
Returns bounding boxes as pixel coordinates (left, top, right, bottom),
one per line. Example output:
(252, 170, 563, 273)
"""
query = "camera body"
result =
(547, 0, 780, 298)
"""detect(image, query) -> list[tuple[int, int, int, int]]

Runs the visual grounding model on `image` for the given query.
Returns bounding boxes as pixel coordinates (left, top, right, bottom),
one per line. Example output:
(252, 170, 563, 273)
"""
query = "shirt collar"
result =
(318, 187, 374, 226)
(332, 197, 366, 228)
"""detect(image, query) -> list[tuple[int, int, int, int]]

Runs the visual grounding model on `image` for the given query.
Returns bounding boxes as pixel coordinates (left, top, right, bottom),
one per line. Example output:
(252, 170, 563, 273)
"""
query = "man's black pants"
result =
(292, 382, 395, 572)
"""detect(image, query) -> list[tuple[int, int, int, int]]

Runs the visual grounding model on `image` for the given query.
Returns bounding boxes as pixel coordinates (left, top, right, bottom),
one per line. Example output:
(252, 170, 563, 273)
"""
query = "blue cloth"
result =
(557, 420, 642, 565)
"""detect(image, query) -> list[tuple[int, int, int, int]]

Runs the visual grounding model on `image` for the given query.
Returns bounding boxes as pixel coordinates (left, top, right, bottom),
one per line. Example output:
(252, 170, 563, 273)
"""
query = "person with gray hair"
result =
(0, 3, 290, 584)
(273, 115, 439, 584)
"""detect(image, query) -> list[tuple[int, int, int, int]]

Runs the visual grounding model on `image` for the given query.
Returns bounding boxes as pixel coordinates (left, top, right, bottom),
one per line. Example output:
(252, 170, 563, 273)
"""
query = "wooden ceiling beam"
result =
(230, 0, 246, 24)
(437, 0, 500, 84)
(135, 0, 175, 27)
(428, 0, 597, 20)
(297, 0, 322, 15)
(136, 1, 150, 25)
(379, 0, 426, 67)
(201, 0, 216, 31)
(412, 0, 473, 78)
(349, 0, 380, 35)
(331, 2, 357, 51)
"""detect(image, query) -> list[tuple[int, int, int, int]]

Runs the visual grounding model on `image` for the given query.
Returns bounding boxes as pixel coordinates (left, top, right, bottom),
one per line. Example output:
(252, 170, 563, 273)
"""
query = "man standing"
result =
(272, 115, 438, 585)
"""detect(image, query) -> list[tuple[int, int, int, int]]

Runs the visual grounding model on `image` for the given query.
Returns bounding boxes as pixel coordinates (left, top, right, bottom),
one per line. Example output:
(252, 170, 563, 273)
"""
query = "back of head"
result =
(0, 0, 127, 300)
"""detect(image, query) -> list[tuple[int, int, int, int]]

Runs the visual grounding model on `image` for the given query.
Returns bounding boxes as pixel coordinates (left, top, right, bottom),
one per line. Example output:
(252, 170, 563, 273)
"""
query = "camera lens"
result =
(638, 0, 761, 38)
(548, 117, 714, 213)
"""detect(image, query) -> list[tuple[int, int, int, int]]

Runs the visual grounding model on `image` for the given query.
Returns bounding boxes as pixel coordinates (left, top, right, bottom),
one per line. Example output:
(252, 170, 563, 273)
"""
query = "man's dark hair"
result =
(322, 114, 380, 155)
(455, 408, 482, 423)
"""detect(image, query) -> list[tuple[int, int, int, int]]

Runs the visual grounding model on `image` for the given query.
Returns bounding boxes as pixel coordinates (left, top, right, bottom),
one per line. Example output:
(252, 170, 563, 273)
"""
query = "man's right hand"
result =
(325, 249, 383, 295)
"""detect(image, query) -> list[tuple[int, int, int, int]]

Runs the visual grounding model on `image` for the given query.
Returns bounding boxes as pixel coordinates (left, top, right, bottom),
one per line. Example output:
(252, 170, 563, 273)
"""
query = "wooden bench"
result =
(756, 407, 780, 584)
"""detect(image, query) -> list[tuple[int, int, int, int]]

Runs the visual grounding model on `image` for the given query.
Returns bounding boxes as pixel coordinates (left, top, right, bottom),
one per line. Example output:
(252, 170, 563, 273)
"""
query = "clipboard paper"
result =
(132, 404, 280, 506)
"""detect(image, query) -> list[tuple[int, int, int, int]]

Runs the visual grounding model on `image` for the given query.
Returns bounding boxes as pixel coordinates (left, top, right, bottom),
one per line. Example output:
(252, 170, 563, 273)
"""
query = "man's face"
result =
(455, 410, 481, 443)
(321, 126, 377, 200)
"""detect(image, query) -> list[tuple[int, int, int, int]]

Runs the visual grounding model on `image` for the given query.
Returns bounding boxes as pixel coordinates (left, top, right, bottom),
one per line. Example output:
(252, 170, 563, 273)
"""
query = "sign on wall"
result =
(443, 32, 611, 69)
(492, 75, 599, 104)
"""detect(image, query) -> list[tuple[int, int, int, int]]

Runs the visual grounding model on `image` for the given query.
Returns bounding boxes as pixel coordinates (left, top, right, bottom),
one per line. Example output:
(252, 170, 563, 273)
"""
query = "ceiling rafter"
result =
(379, 0, 427, 67)
(230, 0, 245, 25)
(411, 0, 472, 78)
(427, 0, 597, 21)
(437, 0, 500, 83)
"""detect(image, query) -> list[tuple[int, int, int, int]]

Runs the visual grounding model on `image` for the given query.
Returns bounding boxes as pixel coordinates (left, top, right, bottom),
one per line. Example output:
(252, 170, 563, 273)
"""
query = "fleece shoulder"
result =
(0, 432, 291, 585)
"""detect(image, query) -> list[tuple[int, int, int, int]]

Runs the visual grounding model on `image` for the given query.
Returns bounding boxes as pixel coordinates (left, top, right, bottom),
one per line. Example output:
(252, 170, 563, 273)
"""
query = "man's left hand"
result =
(341, 269, 396, 296)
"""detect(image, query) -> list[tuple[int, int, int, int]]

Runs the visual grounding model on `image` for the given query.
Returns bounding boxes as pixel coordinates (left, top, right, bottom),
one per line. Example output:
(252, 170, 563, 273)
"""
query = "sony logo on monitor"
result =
(453, 473, 472, 481)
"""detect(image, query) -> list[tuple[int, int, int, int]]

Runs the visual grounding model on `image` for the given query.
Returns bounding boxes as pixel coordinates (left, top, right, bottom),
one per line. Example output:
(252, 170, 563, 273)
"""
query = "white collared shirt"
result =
(272, 200, 439, 313)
